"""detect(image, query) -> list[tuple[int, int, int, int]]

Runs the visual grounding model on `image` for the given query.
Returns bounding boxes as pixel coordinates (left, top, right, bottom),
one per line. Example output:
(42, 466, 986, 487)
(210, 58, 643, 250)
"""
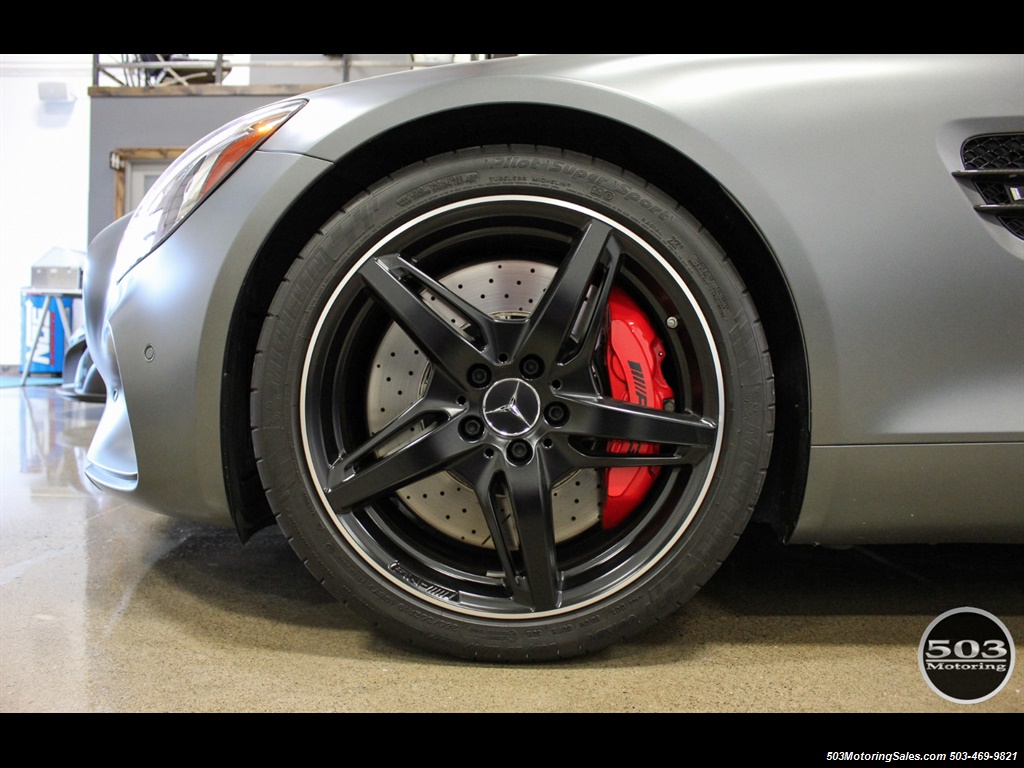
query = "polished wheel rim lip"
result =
(299, 194, 725, 620)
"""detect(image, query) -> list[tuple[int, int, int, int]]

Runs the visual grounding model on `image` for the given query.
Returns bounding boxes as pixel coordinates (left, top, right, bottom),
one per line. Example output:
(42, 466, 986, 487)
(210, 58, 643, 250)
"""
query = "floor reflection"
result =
(1, 386, 1020, 712)
(14, 386, 101, 495)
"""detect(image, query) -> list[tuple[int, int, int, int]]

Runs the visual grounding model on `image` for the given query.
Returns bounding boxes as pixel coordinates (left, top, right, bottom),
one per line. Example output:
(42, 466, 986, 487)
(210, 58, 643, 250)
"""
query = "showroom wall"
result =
(0, 54, 92, 367)
(1, 54, 481, 368)
(0, 54, 260, 368)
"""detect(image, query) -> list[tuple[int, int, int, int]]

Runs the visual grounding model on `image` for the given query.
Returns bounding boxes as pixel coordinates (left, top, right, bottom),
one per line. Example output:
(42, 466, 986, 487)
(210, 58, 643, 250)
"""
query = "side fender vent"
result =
(953, 133, 1024, 239)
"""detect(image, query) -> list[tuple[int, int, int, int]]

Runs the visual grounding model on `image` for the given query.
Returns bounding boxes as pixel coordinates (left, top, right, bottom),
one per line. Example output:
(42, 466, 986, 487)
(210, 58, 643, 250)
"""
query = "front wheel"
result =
(252, 148, 773, 660)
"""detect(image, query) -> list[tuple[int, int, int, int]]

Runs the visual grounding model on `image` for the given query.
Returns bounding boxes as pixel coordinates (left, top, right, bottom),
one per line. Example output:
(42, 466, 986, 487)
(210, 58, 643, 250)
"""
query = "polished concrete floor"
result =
(1, 385, 1021, 712)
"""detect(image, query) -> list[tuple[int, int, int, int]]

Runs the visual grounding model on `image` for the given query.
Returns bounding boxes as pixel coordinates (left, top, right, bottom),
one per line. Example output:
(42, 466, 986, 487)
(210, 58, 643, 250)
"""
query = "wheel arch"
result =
(222, 102, 809, 542)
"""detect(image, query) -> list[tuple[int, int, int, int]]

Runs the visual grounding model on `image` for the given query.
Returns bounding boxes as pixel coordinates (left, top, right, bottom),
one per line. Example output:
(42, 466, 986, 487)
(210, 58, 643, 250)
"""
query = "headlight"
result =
(113, 98, 307, 281)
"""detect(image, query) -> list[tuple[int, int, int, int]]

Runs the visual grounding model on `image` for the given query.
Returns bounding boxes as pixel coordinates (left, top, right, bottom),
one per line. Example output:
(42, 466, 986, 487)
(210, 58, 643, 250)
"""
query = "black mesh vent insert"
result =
(962, 134, 1024, 171)
(958, 134, 1024, 239)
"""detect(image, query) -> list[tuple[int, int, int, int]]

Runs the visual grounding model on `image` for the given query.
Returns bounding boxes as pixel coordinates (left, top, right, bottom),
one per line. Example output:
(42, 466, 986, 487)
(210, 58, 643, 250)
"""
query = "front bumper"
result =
(85, 149, 332, 526)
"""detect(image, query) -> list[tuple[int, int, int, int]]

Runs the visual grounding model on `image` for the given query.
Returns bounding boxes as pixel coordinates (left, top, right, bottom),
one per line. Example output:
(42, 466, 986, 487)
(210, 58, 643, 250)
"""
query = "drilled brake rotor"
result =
(366, 261, 601, 548)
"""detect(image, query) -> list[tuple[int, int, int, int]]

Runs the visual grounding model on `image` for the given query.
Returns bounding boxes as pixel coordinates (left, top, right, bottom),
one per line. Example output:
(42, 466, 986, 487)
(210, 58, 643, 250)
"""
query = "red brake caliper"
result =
(603, 287, 675, 529)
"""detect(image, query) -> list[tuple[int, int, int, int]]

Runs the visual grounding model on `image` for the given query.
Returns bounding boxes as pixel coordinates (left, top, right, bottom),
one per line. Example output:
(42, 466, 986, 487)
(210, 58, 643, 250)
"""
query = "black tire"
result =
(252, 147, 774, 661)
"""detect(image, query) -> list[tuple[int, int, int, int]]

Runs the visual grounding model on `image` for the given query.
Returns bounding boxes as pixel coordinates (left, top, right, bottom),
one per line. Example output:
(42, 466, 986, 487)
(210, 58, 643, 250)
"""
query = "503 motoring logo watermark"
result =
(919, 607, 1016, 704)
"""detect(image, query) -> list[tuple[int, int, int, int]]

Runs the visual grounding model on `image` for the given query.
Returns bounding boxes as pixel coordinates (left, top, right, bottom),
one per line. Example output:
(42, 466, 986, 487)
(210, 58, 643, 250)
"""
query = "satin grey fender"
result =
(263, 54, 1024, 447)
(86, 150, 332, 523)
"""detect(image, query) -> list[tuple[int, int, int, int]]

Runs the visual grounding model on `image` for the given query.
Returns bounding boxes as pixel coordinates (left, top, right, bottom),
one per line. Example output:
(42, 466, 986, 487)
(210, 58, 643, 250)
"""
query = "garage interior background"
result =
(2, 53, 1021, 714)
(0, 54, 499, 370)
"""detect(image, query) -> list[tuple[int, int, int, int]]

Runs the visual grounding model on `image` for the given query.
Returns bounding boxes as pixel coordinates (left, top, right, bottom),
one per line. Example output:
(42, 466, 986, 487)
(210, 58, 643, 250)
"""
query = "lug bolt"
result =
(467, 365, 491, 388)
(507, 440, 532, 464)
(520, 355, 544, 379)
(460, 417, 484, 441)
(545, 402, 569, 426)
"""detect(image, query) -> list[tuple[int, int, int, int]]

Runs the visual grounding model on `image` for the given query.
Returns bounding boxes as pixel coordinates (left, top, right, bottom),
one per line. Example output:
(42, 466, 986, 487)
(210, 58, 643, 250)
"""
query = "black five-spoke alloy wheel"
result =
(252, 148, 774, 660)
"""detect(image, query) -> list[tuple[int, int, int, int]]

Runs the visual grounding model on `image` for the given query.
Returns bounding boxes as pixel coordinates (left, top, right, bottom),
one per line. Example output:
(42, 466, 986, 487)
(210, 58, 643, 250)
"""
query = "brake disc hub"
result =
(366, 261, 600, 548)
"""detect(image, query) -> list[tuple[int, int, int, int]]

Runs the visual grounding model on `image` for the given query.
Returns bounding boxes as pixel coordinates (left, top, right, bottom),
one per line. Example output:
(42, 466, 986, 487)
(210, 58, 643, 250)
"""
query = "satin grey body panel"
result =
(86, 54, 1024, 539)
(87, 152, 332, 523)
(264, 53, 1023, 446)
(793, 443, 1024, 544)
